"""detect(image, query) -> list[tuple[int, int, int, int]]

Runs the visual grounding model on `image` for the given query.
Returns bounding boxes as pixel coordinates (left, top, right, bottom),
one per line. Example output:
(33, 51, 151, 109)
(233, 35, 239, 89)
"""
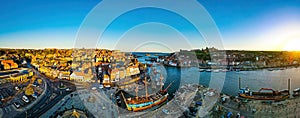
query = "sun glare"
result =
(283, 39, 300, 51)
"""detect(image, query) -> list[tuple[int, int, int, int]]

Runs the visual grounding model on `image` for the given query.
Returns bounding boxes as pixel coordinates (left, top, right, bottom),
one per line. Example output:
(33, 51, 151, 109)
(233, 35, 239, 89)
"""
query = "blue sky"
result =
(0, 0, 299, 51)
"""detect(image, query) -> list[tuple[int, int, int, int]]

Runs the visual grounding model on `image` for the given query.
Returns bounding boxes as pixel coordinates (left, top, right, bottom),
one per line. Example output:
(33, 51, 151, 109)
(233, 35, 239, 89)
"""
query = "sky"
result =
(0, 0, 300, 51)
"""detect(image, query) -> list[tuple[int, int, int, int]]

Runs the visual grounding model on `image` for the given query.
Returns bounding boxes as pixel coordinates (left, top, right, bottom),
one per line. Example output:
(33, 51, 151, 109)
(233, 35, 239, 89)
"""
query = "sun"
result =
(282, 39, 300, 51)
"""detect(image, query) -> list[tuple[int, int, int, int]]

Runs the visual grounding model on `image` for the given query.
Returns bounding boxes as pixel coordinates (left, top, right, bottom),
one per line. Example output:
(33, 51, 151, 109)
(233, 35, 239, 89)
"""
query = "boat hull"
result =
(126, 93, 168, 112)
(239, 93, 289, 101)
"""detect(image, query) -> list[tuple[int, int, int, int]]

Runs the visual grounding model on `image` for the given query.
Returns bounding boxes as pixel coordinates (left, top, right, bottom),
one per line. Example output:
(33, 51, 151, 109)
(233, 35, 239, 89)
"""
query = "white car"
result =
(13, 102, 20, 108)
(162, 109, 170, 114)
(92, 87, 97, 90)
(66, 88, 71, 91)
(204, 91, 215, 97)
(15, 87, 19, 91)
(22, 95, 29, 103)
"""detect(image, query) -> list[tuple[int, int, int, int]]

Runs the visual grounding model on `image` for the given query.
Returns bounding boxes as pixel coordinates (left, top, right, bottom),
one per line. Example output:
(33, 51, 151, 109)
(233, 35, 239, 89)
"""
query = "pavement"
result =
(41, 88, 119, 118)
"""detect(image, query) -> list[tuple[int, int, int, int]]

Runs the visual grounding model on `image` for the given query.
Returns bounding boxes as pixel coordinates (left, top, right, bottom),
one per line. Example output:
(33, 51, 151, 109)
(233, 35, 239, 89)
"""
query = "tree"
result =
(25, 86, 34, 96)
(37, 79, 43, 84)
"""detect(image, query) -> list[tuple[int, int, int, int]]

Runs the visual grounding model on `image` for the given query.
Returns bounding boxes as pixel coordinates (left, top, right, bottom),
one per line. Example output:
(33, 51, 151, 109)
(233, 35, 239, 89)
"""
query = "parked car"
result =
(32, 93, 38, 99)
(15, 87, 20, 91)
(66, 88, 71, 91)
(13, 102, 20, 108)
(162, 109, 170, 114)
(92, 87, 97, 90)
(22, 95, 29, 103)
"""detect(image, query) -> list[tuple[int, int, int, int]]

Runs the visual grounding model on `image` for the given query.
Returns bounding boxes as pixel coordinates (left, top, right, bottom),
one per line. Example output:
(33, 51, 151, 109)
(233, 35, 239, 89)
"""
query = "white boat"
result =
(220, 69, 228, 72)
(206, 69, 212, 72)
(212, 69, 220, 73)
(199, 69, 205, 72)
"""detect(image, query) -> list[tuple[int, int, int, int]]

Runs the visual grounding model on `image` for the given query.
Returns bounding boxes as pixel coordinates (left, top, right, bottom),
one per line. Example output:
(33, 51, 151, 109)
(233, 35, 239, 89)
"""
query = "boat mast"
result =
(135, 85, 139, 100)
(144, 77, 148, 100)
(145, 76, 148, 100)
(163, 80, 175, 92)
(160, 74, 164, 91)
(121, 92, 128, 105)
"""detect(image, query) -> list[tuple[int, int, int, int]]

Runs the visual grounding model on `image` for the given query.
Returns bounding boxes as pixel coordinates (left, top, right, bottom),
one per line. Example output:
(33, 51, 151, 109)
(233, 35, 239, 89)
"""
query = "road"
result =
(15, 65, 76, 118)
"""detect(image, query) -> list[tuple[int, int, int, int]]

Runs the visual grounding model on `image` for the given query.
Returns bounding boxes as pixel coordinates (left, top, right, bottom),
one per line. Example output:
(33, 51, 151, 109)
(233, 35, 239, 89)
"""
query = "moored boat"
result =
(238, 78, 290, 101)
(199, 69, 205, 72)
(205, 69, 212, 72)
(121, 78, 173, 112)
(122, 91, 169, 112)
(239, 88, 289, 101)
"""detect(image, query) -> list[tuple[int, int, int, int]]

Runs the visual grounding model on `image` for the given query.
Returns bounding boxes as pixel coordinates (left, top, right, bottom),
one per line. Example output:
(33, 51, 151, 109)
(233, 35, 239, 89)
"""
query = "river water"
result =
(133, 52, 300, 96)
(163, 66, 300, 96)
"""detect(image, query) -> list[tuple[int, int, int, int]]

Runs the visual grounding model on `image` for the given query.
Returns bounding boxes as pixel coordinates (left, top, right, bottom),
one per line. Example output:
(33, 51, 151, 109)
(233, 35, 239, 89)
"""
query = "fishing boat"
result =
(238, 78, 290, 101)
(205, 69, 212, 72)
(220, 69, 228, 72)
(212, 69, 220, 73)
(239, 88, 289, 101)
(199, 69, 205, 72)
(168, 61, 177, 67)
(267, 68, 273, 71)
(121, 77, 172, 112)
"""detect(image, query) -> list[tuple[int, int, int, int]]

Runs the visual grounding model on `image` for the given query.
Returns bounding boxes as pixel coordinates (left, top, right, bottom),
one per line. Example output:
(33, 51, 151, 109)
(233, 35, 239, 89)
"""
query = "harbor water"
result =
(133, 52, 300, 96)
(163, 66, 300, 96)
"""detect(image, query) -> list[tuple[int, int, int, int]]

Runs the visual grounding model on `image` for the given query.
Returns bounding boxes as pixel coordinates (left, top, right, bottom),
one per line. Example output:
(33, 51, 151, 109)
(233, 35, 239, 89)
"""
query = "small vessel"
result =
(212, 69, 220, 73)
(220, 69, 228, 72)
(199, 69, 205, 72)
(267, 68, 273, 71)
(168, 61, 177, 67)
(239, 88, 289, 101)
(238, 78, 290, 101)
(205, 69, 212, 72)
